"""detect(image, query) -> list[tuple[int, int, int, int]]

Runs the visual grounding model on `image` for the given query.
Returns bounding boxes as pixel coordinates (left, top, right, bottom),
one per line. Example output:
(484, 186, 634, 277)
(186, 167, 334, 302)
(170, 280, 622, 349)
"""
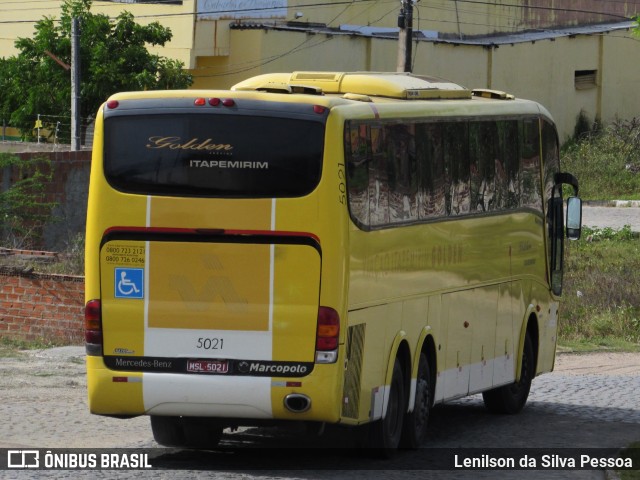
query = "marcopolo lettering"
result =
(248, 362, 308, 375)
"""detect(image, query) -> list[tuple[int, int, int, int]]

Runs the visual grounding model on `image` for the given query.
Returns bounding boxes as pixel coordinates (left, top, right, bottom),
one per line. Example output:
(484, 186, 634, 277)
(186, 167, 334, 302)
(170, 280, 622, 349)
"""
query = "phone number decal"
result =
(103, 243, 145, 265)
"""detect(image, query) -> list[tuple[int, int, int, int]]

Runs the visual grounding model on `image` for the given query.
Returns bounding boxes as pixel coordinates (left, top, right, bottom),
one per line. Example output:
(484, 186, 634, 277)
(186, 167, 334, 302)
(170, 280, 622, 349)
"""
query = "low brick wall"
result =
(0, 272, 84, 345)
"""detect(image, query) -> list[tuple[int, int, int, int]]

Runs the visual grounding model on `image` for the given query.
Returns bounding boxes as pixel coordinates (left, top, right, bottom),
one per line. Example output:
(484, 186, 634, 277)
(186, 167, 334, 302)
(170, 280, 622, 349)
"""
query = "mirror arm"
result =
(554, 172, 579, 196)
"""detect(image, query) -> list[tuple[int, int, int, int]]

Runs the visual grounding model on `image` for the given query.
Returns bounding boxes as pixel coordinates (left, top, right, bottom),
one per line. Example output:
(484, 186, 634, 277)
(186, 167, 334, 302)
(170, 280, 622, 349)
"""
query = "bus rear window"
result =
(103, 114, 324, 197)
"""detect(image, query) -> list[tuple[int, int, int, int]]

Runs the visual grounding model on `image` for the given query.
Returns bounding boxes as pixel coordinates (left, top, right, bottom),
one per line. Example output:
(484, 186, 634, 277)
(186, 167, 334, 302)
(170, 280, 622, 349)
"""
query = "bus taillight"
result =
(316, 306, 339, 364)
(84, 299, 103, 355)
(204, 97, 234, 107)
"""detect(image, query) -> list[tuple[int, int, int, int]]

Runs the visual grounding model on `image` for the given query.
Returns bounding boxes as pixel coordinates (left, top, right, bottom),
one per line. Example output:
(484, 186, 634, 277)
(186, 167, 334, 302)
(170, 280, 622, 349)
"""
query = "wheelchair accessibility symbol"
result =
(114, 268, 144, 299)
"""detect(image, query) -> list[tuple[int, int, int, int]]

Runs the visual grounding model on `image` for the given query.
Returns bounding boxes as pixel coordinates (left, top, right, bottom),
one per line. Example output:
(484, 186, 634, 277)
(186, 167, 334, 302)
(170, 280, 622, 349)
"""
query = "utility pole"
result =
(396, 0, 413, 73)
(71, 17, 81, 151)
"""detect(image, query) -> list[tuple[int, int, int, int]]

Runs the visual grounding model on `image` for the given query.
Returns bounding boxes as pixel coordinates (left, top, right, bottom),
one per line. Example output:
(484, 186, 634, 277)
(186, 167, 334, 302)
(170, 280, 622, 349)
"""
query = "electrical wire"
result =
(1, 0, 636, 25)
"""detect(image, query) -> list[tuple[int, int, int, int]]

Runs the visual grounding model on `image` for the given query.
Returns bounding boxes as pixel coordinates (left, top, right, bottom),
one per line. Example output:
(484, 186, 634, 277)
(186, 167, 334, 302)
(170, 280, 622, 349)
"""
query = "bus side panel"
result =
(344, 304, 402, 424)
(441, 288, 501, 399)
(469, 287, 499, 394)
(400, 297, 429, 350)
(530, 281, 557, 375)
(491, 282, 516, 386)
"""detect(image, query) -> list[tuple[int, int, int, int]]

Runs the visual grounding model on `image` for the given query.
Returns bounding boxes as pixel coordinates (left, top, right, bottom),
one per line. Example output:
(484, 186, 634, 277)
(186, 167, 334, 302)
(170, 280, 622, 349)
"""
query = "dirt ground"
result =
(554, 351, 640, 375)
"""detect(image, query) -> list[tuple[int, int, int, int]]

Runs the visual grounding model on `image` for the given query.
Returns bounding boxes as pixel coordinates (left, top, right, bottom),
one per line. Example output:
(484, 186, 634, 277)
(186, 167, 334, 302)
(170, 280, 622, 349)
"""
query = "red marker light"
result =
(84, 299, 102, 346)
(316, 306, 340, 351)
(222, 98, 235, 107)
(106, 100, 119, 109)
(209, 98, 221, 106)
(313, 105, 326, 114)
(194, 98, 206, 106)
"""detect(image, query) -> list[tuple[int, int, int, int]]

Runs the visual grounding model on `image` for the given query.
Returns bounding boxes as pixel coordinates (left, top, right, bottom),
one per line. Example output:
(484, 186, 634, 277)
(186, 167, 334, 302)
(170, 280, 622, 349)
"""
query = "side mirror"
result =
(566, 196, 582, 240)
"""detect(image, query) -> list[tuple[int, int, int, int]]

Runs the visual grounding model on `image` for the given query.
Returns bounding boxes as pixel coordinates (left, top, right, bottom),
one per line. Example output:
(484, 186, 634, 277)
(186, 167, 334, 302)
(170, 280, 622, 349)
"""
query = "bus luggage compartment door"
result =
(99, 237, 321, 371)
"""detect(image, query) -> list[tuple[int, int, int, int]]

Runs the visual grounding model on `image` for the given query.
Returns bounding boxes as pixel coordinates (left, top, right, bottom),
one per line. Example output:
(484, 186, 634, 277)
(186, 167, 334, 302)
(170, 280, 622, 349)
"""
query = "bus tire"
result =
(150, 416, 186, 447)
(151, 416, 222, 449)
(401, 352, 430, 449)
(182, 417, 223, 449)
(369, 358, 406, 455)
(482, 333, 534, 414)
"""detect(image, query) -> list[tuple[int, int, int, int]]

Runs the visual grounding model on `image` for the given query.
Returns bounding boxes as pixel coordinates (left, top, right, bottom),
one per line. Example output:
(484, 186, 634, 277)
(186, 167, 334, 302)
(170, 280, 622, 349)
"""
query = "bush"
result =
(0, 153, 56, 248)
(561, 225, 640, 348)
(561, 118, 640, 200)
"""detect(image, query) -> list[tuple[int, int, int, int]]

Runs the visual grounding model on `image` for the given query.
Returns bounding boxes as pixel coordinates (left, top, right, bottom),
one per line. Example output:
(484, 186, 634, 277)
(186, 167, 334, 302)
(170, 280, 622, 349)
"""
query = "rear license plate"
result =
(186, 359, 229, 374)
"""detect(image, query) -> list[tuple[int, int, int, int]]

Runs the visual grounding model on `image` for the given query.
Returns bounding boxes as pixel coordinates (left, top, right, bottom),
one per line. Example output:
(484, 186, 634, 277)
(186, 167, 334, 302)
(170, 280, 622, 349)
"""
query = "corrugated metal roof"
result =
(229, 20, 636, 47)
(437, 21, 636, 46)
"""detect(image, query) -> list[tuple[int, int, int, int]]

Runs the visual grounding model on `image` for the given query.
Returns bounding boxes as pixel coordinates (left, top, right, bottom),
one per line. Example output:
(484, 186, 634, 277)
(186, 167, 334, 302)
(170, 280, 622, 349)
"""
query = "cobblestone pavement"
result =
(0, 348, 638, 479)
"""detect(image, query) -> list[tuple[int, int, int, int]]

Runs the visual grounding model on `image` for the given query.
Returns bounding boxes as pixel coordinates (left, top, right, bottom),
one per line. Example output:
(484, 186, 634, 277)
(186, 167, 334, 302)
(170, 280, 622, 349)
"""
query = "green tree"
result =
(0, 0, 193, 143)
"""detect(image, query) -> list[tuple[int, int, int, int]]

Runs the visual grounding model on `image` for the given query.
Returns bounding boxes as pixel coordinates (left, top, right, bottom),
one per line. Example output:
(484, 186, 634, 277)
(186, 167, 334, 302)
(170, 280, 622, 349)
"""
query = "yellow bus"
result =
(84, 72, 582, 451)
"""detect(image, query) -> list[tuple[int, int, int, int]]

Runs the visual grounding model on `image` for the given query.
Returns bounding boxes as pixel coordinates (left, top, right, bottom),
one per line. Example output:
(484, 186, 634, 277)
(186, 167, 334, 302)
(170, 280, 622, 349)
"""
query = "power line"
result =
(1, 0, 636, 25)
(0, 0, 379, 24)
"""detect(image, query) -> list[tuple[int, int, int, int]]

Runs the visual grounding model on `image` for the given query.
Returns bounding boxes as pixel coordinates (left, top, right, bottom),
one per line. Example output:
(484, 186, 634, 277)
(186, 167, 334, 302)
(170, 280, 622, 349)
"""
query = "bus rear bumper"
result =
(87, 356, 341, 423)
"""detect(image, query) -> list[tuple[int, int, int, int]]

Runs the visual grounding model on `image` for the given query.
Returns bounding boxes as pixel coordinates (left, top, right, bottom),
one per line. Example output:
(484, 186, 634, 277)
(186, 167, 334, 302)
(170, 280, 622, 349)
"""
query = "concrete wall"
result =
(201, 26, 640, 141)
(0, 271, 84, 345)
(0, 150, 91, 251)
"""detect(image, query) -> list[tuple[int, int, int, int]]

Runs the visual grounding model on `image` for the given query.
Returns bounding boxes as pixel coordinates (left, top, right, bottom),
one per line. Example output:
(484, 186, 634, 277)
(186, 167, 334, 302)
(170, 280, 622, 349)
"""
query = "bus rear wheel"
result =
(151, 416, 223, 449)
(368, 358, 406, 455)
(401, 352, 430, 448)
(482, 333, 534, 414)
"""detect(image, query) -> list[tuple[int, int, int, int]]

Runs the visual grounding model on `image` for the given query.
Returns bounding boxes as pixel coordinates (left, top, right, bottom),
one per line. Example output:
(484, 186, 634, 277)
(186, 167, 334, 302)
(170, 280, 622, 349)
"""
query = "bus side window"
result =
(387, 124, 418, 223)
(369, 125, 390, 226)
(345, 122, 371, 227)
(470, 121, 498, 212)
(520, 119, 543, 211)
(417, 123, 445, 219)
(497, 120, 520, 210)
(444, 122, 470, 216)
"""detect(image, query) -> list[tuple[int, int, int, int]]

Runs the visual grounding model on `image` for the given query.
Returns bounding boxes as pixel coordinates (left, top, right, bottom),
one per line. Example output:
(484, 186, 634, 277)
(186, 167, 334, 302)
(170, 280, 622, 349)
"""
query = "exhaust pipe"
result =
(284, 394, 311, 413)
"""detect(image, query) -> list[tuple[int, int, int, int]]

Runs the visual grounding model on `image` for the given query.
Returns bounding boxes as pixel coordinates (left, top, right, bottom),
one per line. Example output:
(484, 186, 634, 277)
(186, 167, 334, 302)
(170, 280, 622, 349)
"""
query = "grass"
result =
(0, 233, 84, 276)
(0, 336, 62, 358)
(561, 117, 640, 201)
(550, 120, 640, 349)
(560, 225, 640, 351)
(618, 442, 640, 479)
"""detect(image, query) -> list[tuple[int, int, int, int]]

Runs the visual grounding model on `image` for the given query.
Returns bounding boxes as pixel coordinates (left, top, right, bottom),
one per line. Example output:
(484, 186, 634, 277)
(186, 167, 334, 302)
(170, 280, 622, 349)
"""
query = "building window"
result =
(575, 70, 597, 90)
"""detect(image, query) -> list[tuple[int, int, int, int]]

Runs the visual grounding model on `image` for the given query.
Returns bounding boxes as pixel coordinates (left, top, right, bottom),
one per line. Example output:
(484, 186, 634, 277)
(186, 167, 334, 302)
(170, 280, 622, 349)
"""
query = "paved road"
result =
(582, 204, 640, 231)
(0, 348, 638, 479)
